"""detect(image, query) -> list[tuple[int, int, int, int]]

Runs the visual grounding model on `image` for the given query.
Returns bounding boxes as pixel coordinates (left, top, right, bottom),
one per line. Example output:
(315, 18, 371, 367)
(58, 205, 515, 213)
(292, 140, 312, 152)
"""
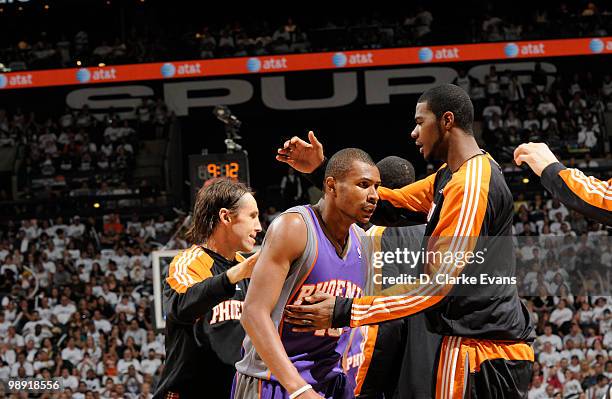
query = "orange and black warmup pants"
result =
(434, 336, 534, 399)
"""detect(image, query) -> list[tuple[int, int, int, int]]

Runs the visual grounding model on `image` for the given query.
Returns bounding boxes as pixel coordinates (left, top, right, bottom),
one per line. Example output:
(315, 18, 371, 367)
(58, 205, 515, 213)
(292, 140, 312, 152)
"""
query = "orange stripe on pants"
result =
(435, 336, 534, 399)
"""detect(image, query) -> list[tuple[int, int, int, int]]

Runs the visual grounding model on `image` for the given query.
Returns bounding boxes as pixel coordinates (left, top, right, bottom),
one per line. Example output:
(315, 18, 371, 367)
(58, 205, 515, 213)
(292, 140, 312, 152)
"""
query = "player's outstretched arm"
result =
(288, 156, 491, 329)
(226, 252, 260, 284)
(240, 213, 323, 399)
(515, 142, 611, 224)
(164, 251, 258, 324)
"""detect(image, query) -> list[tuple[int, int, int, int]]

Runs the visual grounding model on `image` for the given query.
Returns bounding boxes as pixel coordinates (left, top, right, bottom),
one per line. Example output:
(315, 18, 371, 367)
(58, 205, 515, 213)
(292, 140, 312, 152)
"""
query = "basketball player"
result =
(514, 142, 611, 225)
(154, 179, 261, 399)
(232, 149, 380, 399)
(352, 156, 442, 399)
(279, 84, 535, 398)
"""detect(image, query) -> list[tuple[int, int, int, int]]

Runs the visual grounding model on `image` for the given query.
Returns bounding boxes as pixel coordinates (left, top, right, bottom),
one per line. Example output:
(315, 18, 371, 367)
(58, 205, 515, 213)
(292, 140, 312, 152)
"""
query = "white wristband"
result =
(289, 384, 313, 399)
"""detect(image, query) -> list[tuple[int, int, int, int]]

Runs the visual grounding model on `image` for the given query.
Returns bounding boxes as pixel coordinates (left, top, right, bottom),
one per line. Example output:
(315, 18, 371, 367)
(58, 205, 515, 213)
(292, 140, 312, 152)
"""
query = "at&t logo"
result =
(246, 58, 261, 72)
(76, 67, 117, 83)
(504, 43, 519, 58)
(504, 42, 545, 57)
(419, 47, 459, 62)
(161, 63, 176, 77)
(332, 52, 347, 67)
(418, 47, 433, 62)
(589, 39, 604, 53)
(76, 68, 91, 83)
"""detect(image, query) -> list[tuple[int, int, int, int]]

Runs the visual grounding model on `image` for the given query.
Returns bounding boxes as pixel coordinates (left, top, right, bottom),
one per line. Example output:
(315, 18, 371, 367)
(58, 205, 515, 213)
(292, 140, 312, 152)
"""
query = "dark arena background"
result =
(0, 1, 610, 398)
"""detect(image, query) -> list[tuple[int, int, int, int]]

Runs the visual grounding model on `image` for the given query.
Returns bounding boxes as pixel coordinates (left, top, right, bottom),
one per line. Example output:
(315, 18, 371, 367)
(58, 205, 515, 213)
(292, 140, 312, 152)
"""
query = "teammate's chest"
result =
(425, 171, 453, 231)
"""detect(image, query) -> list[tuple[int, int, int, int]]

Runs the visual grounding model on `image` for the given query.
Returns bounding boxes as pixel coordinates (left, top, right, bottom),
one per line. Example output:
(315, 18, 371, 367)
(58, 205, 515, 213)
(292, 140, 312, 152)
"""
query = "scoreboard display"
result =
(189, 153, 250, 204)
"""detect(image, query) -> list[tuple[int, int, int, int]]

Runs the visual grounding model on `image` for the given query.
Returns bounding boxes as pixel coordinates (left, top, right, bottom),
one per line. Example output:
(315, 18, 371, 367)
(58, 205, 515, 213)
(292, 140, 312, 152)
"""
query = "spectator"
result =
(577, 120, 598, 149)
(528, 374, 547, 399)
(10, 352, 34, 377)
(117, 348, 141, 375)
(588, 374, 609, 398)
(482, 97, 503, 120)
(140, 349, 161, 376)
(60, 366, 79, 390)
(539, 342, 562, 367)
(61, 338, 84, 366)
(550, 299, 573, 330)
(52, 295, 77, 325)
(124, 320, 147, 347)
(560, 339, 585, 363)
(279, 167, 303, 209)
(523, 111, 541, 131)
(537, 95, 557, 116)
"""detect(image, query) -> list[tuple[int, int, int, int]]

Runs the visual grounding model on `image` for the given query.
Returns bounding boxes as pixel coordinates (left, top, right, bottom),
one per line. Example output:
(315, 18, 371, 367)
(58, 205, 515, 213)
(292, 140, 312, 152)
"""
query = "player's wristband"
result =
(289, 384, 313, 399)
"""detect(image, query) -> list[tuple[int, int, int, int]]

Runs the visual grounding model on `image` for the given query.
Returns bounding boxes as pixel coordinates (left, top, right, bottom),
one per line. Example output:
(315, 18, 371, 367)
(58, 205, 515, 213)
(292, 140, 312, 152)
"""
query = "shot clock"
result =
(189, 153, 250, 205)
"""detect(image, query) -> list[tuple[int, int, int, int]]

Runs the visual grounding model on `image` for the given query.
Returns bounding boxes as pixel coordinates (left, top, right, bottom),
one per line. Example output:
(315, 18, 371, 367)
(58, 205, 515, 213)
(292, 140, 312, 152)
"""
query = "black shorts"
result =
(434, 337, 533, 399)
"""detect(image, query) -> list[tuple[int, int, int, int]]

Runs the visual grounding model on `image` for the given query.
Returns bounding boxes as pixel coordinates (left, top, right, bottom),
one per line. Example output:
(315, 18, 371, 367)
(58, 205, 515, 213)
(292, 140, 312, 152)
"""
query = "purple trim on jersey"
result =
(274, 205, 366, 387)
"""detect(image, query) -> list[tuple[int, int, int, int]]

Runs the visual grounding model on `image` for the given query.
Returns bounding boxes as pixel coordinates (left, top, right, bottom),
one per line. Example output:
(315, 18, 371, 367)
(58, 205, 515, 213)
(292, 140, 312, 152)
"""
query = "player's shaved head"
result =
(376, 156, 415, 189)
(418, 84, 474, 135)
(325, 148, 375, 181)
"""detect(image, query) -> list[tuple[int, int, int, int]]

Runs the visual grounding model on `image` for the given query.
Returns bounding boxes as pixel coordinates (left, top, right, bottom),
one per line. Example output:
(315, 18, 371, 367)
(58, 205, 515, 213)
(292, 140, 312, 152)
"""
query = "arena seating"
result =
(0, 2, 609, 71)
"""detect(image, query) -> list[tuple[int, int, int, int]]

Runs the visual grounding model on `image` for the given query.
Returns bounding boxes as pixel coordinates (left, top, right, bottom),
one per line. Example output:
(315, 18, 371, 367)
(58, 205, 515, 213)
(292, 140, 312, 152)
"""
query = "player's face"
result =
(335, 161, 381, 224)
(228, 193, 262, 253)
(411, 101, 445, 161)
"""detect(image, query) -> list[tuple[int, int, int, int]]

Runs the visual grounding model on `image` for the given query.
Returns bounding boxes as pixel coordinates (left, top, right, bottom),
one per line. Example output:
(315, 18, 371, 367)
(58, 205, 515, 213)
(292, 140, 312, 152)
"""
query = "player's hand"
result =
(276, 131, 325, 174)
(227, 251, 260, 283)
(513, 142, 559, 177)
(284, 291, 335, 331)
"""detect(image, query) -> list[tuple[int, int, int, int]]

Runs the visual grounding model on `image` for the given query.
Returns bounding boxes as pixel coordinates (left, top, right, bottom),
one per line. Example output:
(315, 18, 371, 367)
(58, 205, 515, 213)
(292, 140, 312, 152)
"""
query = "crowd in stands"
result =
(0, 211, 183, 398)
(0, 99, 172, 215)
(0, 177, 611, 398)
(462, 65, 612, 162)
(0, 1, 609, 71)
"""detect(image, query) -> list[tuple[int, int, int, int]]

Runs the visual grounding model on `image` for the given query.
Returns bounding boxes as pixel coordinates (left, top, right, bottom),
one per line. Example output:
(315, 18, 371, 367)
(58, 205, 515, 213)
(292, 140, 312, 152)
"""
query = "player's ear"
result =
(442, 111, 455, 131)
(324, 176, 336, 195)
(219, 208, 231, 224)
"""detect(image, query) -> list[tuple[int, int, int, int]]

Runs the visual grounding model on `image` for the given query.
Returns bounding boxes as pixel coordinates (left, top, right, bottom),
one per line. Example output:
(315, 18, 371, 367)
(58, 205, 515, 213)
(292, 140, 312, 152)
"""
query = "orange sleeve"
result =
(540, 163, 612, 225)
(558, 168, 612, 211)
(350, 156, 491, 327)
(377, 170, 438, 213)
(164, 246, 236, 324)
(166, 246, 214, 294)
